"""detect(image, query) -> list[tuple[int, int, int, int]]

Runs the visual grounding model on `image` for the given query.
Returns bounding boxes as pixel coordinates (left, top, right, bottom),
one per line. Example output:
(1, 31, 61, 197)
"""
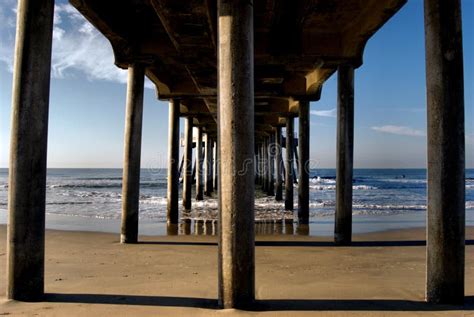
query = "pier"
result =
(6, 0, 466, 310)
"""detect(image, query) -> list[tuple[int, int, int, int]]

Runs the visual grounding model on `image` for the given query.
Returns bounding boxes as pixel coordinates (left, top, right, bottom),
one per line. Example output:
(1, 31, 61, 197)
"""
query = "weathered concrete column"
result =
(334, 65, 354, 246)
(424, 0, 465, 305)
(267, 134, 275, 196)
(275, 127, 283, 201)
(218, 0, 255, 308)
(120, 63, 145, 244)
(182, 117, 193, 210)
(204, 134, 213, 196)
(195, 127, 204, 200)
(298, 101, 310, 224)
(7, 0, 54, 301)
(167, 99, 180, 225)
(285, 117, 294, 211)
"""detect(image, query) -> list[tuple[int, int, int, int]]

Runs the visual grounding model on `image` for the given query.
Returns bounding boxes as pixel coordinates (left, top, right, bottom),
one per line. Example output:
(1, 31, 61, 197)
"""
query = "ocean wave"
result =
(45, 211, 121, 220)
(353, 203, 426, 211)
(309, 200, 335, 207)
(62, 190, 114, 197)
(76, 177, 123, 181)
(308, 184, 377, 190)
(47, 182, 166, 189)
(310, 176, 336, 184)
(48, 201, 94, 205)
(55, 190, 170, 205)
(193, 199, 219, 209)
(383, 178, 427, 184)
(140, 196, 168, 205)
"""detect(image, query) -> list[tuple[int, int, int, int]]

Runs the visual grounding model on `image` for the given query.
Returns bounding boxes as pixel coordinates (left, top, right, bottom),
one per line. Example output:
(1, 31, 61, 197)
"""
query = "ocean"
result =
(0, 168, 473, 236)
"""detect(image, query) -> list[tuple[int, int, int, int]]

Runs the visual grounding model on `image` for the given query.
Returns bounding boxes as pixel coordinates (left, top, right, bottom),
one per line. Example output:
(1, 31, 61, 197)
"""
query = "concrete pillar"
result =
(192, 155, 197, 182)
(261, 144, 265, 187)
(7, 0, 54, 301)
(285, 117, 294, 211)
(167, 99, 180, 225)
(218, 0, 255, 308)
(294, 143, 299, 181)
(268, 134, 275, 196)
(209, 136, 214, 193)
(120, 63, 145, 244)
(213, 139, 218, 190)
(258, 145, 263, 186)
(166, 223, 178, 235)
(298, 101, 310, 224)
(293, 142, 298, 184)
(424, 0, 465, 305)
(334, 65, 354, 246)
(254, 148, 258, 185)
(275, 127, 283, 201)
(256, 145, 260, 184)
(204, 134, 213, 196)
(195, 127, 204, 200)
(262, 139, 268, 192)
(183, 117, 193, 210)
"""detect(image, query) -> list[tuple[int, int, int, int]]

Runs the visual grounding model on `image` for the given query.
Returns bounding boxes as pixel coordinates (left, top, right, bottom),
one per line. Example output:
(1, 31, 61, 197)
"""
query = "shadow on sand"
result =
(137, 240, 474, 247)
(45, 293, 217, 308)
(45, 294, 474, 311)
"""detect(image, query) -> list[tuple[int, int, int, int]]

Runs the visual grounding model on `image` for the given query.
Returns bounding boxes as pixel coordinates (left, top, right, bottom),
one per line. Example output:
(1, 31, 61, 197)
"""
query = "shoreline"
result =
(2, 209, 473, 237)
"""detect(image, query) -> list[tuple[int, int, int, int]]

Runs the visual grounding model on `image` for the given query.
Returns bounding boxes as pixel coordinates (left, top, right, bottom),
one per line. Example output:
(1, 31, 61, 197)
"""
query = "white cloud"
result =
(0, 3, 153, 88)
(310, 108, 337, 118)
(371, 125, 426, 137)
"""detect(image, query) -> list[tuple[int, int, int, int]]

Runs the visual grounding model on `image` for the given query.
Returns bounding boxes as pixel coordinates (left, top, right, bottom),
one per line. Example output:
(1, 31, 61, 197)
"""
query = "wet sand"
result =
(0, 225, 473, 316)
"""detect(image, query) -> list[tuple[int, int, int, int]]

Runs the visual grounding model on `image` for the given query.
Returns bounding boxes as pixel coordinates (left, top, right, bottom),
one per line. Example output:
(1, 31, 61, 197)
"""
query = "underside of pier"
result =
(70, 0, 405, 137)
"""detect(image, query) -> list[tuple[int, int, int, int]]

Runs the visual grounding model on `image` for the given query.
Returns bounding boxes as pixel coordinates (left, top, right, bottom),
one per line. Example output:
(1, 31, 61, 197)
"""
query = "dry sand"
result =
(0, 225, 473, 316)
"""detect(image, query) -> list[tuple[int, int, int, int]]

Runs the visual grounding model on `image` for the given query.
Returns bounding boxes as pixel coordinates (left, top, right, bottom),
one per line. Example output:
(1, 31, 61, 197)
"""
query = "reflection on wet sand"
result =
(167, 205, 311, 236)
(167, 218, 309, 236)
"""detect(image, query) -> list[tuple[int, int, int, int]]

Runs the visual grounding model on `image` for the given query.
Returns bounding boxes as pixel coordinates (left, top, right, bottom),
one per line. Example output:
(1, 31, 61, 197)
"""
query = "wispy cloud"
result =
(0, 3, 153, 88)
(371, 125, 426, 137)
(310, 108, 337, 118)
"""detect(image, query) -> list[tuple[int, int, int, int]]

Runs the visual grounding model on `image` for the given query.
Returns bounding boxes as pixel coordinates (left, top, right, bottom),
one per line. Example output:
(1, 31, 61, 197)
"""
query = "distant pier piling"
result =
(204, 134, 213, 196)
(195, 127, 204, 200)
(285, 117, 294, 211)
(268, 134, 275, 196)
(183, 117, 193, 210)
(275, 127, 283, 201)
(167, 99, 180, 225)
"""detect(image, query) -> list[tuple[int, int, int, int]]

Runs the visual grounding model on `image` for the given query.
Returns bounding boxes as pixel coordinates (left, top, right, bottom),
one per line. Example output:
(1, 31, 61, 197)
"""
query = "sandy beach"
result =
(0, 225, 473, 316)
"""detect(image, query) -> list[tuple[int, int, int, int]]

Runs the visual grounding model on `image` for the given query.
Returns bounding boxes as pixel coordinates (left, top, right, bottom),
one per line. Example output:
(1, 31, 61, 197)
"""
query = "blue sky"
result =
(0, 0, 473, 168)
